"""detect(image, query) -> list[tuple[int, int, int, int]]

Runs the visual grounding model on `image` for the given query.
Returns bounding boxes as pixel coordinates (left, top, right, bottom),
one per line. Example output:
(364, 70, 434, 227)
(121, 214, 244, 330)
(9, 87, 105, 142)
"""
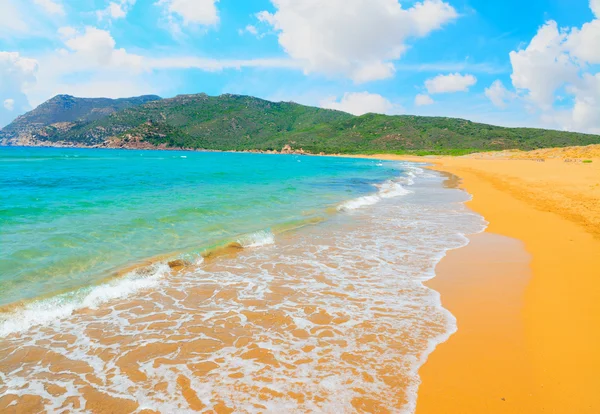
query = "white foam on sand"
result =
(237, 230, 276, 248)
(0, 162, 488, 413)
(0, 263, 170, 337)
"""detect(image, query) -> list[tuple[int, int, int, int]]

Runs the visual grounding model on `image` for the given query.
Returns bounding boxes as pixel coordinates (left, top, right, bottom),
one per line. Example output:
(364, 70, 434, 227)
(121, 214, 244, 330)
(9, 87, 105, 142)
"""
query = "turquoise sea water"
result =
(0, 146, 489, 412)
(0, 147, 404, 307)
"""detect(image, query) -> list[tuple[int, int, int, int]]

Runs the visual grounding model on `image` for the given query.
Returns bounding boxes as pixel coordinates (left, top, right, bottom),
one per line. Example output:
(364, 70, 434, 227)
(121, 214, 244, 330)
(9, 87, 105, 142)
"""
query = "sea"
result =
(0, 147, 486, 413)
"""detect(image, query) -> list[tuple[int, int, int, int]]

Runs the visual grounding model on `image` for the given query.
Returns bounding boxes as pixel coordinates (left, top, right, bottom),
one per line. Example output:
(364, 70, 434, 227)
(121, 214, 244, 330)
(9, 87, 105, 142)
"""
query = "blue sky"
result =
(1, 0, 599, 133)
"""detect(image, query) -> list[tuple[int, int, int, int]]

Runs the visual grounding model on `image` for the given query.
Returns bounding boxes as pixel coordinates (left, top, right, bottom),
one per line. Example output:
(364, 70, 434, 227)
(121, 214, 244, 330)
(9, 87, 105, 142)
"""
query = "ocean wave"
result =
(0, 162, 490, 412)
(237, 230, 275, 248)
(0, 263, 170, 337)
(337, 195, 382, 211)
(0, 230, 280, 337)
(338, 179, 413, 211)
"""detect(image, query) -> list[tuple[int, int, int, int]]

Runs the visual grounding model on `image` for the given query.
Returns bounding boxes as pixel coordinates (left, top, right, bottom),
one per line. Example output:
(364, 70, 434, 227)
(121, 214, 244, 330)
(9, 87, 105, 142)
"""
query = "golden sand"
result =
(359, 147, 600, 412)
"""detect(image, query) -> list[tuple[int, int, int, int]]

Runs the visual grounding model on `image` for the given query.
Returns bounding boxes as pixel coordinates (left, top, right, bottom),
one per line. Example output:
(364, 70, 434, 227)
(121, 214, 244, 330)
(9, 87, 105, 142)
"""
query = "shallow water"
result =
(0, 147, 402, 308)
(0, 148, 486, 413)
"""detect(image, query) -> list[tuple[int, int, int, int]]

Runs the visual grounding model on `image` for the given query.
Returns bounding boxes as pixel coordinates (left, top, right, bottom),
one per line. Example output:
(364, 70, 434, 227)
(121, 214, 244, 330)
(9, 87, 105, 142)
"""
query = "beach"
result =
(360, 148, 600, 412)
(2, 146, 599, 412)
(0, 148, 485, 412)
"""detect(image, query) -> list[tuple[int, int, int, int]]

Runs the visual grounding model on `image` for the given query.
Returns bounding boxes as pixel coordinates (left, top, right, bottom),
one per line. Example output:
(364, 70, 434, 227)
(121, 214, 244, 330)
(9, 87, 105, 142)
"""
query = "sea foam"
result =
(237, 230, 276, 248)
(338, 179, 413, 211)
(0, 263, 170, 337)
(0, 161, 488, 414)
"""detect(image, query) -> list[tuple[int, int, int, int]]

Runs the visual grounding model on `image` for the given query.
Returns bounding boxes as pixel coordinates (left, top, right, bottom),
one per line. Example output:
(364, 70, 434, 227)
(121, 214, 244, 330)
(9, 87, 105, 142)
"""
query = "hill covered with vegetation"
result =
(0, 94, 161, 145)
(2, 93, 599, 154)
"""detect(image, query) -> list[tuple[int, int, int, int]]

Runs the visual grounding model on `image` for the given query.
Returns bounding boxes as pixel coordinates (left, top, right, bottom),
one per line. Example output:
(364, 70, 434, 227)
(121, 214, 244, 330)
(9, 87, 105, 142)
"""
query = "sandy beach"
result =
(361, 146, 600, 412)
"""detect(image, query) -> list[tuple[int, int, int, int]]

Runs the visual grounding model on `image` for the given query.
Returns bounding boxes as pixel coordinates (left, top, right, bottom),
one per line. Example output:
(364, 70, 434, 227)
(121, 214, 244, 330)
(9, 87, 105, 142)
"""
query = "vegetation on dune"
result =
(2, 93, 600, 154)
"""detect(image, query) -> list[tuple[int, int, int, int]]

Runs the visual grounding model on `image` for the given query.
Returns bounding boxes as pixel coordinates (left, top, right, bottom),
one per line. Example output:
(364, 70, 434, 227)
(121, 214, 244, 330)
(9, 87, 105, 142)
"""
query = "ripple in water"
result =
(0, 169, 486, 413)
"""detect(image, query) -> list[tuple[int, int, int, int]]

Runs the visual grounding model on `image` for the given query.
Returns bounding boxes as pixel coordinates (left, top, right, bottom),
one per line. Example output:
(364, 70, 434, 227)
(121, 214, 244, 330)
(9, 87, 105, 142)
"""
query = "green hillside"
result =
(2, 93, 599, 154)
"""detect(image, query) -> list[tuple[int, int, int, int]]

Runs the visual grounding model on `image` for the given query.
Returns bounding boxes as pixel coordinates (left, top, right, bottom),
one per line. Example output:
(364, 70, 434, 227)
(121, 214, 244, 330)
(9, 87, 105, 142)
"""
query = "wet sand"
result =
(0, 167, 485, 413)
(356, 150, 600, 412)
(419, 233, 536, 412)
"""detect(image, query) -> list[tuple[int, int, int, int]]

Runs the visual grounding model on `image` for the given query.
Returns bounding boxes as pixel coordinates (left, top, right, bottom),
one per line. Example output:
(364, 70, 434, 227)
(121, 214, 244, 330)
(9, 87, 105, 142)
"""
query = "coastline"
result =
(353, 153, 600, 412)
(0, 153, 482, 412)
(3, 145, 600, 410)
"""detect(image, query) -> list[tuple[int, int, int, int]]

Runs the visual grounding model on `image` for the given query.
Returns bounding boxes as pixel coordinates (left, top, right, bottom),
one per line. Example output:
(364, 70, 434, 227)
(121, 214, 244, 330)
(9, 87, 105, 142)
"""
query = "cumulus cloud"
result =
(415, 94, 434, 106)
(425, 73, 477, 94)
(509, 21, 577, 109)
(592, 0, 600, 18)
(565, 19, 600, 64)
(320, 92, 401, 115)
(58, 26, 143, 70)
(3, 99, 15, 111)
(0, 52, 38, 127)
(485, 80, 515, 109)
(97, 1, 136, 20)
(157, 0, 219, 34)
(33, 0, 65, 16)
(258, 0, 458, 83)
(506, 1, 600, 132)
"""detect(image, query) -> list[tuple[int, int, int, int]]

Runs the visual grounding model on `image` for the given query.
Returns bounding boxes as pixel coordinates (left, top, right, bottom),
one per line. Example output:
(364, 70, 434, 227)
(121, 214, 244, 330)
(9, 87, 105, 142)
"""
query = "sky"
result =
(1, 0, 599, 133)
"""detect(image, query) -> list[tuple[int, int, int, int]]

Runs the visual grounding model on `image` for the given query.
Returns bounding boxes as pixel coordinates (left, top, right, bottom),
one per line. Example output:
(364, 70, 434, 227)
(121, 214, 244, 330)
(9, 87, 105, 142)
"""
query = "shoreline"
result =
(0, 158, 412, 337)
(0, 155, 478, 412)
(3, 145, 599, 410)
(421, 232, 535, 411)
(352, 152, 600, 412)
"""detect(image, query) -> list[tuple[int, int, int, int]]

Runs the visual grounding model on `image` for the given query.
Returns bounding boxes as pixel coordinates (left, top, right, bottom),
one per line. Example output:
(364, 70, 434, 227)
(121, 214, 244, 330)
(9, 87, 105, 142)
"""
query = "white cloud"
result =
(258, 0, 458, 83)
(591, 0, 600, 18)
(0, 0, 29, 37)
(239, 24, 266, 38)
(565, 19, 600, 64)
(506, 1, 600, 133)
(558, 73, 600, 134)
(157, 0, 219, 34)
(3, 99, 15, 111)
(425, 73, 477, 94)
(97, 0, 137, 21)
(110, 3, 127, 18)
(0, 52, 38, 92)
(24, 24, 301, 109)
(59, 26, 143, 70)
(510, 21, 577, 109)
(320, 92, 401, 115)
(22, 27, 149, 108)
(33, 0, 65, 15)
(58, 26, 77, 38)
(351, 62, 396, 84)
(415, 94, 434, 106)
(485, 80, 515, 109)
(0, 52, 38, 127)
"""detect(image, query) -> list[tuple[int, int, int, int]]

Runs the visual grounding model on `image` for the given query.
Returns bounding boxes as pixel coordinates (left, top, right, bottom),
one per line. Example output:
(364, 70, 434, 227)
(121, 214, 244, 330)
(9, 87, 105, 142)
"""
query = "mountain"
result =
(2, 93, 599, 154)
(0, 94, 162, 146)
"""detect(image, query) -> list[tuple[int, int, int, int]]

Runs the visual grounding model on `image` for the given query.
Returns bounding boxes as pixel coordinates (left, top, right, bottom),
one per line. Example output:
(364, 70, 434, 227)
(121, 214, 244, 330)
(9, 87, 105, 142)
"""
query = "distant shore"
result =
(343, 150, 600, 412)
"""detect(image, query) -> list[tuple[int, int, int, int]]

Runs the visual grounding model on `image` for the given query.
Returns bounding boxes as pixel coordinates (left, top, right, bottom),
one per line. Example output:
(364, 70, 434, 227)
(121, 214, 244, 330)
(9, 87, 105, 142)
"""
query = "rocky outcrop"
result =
(281, 144, 306, 154)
